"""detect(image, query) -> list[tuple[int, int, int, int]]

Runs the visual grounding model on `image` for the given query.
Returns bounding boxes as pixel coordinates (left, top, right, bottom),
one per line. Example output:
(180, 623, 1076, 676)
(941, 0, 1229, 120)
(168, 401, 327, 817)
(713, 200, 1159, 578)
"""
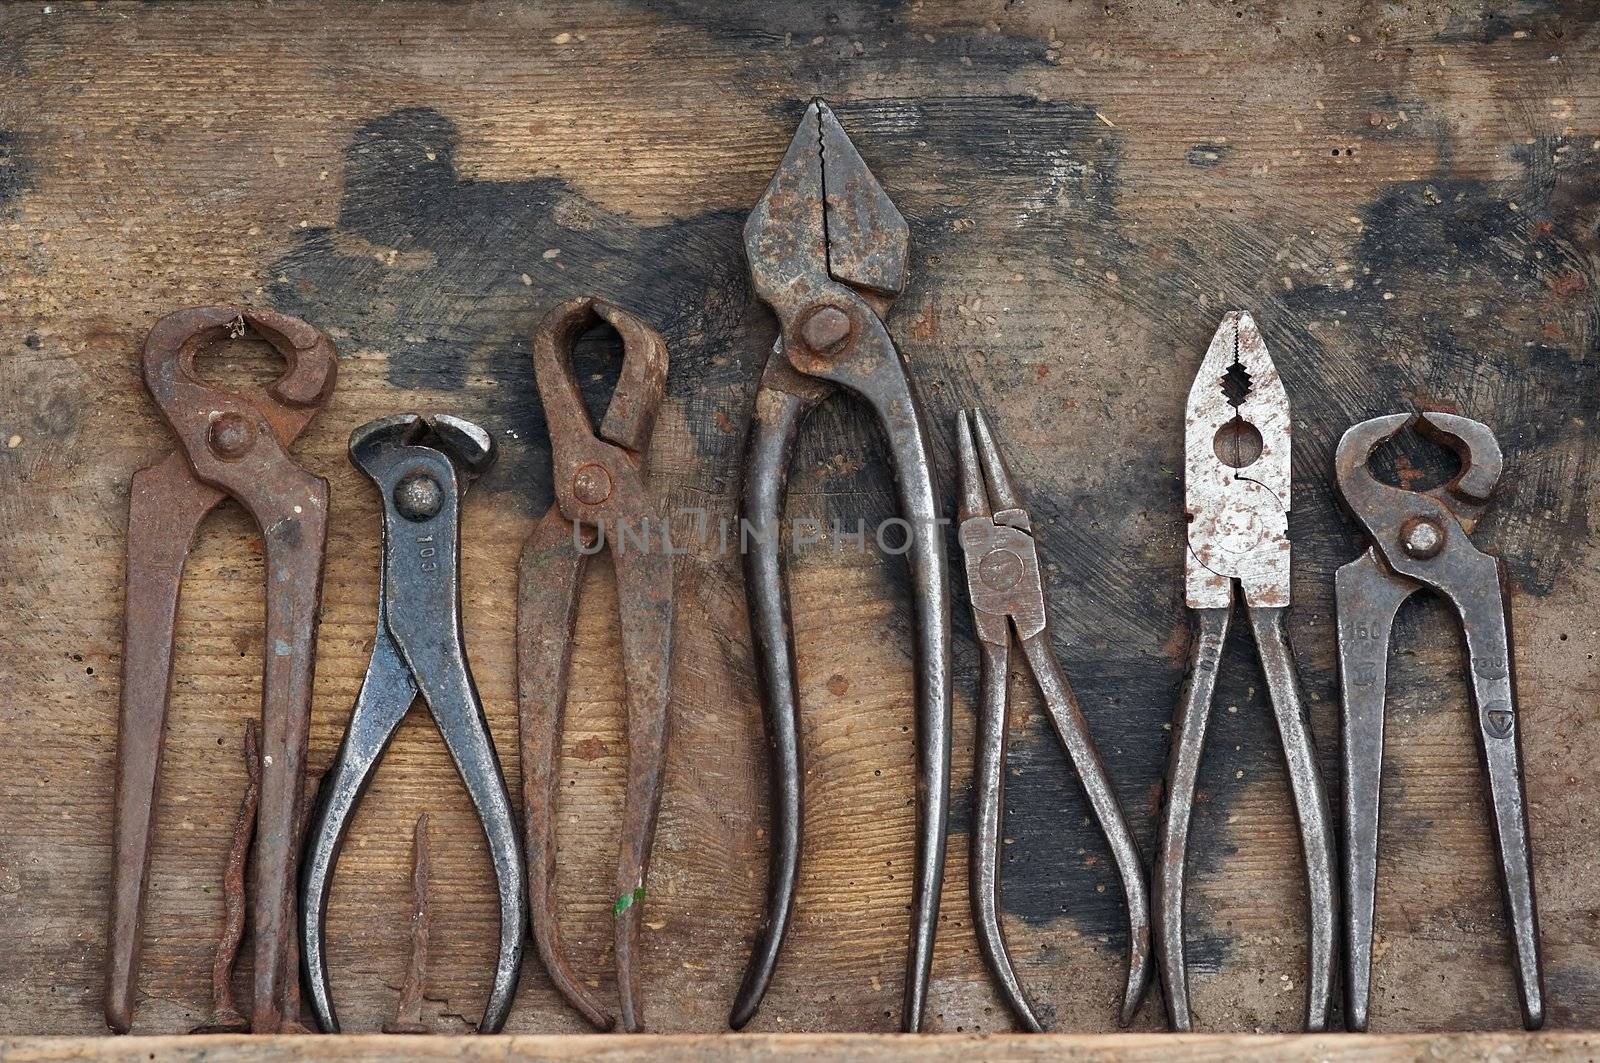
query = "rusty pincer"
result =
(108, 307, 336, 1034)
(1335, 412, 1543, 1030)
(518, 297, 674, 1033)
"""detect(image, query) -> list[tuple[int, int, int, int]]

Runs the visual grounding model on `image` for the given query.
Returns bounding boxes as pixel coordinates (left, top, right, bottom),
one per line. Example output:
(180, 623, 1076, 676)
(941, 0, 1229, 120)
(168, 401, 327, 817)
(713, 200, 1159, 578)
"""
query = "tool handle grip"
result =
(1455, 559, 1544, 1030)
(1154, 606, 1229, 1031)
(729, 367, 817, 1030)
(1247, 605, 1337, 1033)
(1021, 633, 1154, 1027)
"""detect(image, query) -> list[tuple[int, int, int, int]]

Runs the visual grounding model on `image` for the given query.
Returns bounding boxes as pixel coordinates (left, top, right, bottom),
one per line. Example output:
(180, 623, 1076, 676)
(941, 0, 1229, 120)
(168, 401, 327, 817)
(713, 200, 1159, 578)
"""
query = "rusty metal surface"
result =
(108, 306, 337, 1035)
(519, 296, 674, 1033)
(190, 721, 261, 1036)
(1334, 412, 1543, 1031)
(384, 813, 433, 1035)
(733, 99, 953, 1034)
(299, 413, 524, 1035)
(956, 408, 1153, 1032)
(1156, 314, 1336, 1033)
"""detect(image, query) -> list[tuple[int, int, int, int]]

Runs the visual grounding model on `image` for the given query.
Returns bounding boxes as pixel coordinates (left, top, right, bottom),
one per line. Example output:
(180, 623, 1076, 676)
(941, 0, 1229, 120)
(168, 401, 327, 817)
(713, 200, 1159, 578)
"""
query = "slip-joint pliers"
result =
(1154, 312, 1336, 1031)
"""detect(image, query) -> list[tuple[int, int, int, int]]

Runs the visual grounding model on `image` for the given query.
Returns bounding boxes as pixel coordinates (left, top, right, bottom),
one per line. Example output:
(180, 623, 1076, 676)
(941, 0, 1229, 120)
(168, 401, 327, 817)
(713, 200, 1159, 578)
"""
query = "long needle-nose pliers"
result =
(300, 413, 525, 1034)
(1334, 411, 1543, 1031)
(955, 408, 1152, 1030)
(1154, 311, 1337, 1031)
(109, 306, 336, 1034)
(518, 296, 674, 1033)
(731, 100, 953, 1032)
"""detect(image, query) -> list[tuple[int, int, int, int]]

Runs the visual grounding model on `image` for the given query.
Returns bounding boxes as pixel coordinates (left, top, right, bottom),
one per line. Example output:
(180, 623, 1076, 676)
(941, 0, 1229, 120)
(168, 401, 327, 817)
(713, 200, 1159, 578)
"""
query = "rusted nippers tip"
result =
(532, 297, 667, 526)
(142, 306, 338, 423)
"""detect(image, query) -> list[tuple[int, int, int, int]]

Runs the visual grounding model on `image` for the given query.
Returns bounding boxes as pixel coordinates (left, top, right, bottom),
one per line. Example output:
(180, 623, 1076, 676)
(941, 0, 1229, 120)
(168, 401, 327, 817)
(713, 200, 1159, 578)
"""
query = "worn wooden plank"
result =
(5, 1032, 1600, 1063)
(1, 0, 1599, 1043)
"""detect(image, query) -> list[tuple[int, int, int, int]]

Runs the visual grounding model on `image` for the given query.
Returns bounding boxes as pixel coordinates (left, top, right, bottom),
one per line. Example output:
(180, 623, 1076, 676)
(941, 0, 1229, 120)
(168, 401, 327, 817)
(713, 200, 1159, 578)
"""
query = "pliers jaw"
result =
(956, 408, 1046, 645)
(1183, 311, 1291, 610)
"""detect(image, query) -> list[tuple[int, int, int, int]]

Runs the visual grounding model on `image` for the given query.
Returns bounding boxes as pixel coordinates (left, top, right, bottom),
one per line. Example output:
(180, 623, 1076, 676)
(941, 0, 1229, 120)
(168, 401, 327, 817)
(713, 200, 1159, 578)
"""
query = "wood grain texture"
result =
(1, 0, 1599, 1042)
(4, 1031, 1600, 1062)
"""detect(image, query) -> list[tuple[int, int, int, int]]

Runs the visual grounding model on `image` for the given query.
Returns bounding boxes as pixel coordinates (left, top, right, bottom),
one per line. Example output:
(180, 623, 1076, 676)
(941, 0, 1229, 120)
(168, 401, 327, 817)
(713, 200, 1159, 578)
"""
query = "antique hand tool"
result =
(956, 408, 1152, 1031)
(518, 296, 674, 1033)
(300, 413, 525, 1034)
(109, 306, 336, 1034)
(1154, 311, 1336, 1032)
(731, 99, 952, 1032)
(1335, 412, 1543, 1031)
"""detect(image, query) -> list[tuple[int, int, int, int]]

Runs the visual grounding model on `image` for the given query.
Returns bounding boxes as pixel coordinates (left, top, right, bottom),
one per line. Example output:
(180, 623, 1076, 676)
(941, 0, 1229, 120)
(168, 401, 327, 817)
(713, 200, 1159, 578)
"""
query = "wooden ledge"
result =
(2, 1032, 1596, 1062)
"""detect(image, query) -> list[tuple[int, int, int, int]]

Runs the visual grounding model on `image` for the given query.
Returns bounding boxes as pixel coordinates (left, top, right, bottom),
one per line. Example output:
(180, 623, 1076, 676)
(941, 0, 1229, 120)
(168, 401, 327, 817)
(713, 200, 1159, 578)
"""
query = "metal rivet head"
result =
(800, 305, 853, 353)
(1400, 516, 1445, 559)
(979, 549, 1024, 592)
(573, 463, 612, 505)
(208, 412, 254, 460)
(394, 473, 443, 522)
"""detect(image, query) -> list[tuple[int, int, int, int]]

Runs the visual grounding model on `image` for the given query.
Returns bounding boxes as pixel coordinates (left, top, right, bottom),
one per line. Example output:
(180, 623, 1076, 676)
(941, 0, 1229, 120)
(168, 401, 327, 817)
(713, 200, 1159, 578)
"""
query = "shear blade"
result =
(818, 101, 908, 296)
(746, 99, 909, 303)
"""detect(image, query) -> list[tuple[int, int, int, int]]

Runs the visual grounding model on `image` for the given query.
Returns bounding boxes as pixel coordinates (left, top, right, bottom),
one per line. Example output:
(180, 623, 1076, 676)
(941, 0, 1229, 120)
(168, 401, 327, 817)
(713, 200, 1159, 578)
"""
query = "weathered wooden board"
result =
(2, 0, 1600, 1044)
(6, 1031, 1600, 1062)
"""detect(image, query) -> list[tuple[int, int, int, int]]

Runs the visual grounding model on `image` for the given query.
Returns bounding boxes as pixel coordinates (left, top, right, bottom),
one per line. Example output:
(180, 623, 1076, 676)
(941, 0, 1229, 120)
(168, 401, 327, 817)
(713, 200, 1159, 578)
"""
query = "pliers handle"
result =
(1154, 600, 1337, 1031)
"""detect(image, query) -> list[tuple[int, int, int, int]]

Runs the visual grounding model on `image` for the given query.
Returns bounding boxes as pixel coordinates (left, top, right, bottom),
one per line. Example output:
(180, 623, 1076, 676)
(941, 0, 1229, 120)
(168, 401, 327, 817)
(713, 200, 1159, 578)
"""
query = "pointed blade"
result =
(818, 101, 908, 296)
(744, 102, 828, 309)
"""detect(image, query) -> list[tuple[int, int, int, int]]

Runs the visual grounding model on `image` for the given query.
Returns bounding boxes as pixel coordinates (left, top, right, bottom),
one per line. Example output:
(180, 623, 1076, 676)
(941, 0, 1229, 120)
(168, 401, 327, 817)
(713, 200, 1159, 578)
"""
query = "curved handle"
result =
(517, 507, 615, 1030)
(1335, 549, 1414, 1031)
(1020, 632, 1154, 1027)
(806, 320, 952, 1032)
(730, 358, 826, 1030)
(1246, 606, 1337, 1032)
(299, 624, 418, 1033)
(1154, 606, 1230, 1032)
(969, 637, 1043, 1031)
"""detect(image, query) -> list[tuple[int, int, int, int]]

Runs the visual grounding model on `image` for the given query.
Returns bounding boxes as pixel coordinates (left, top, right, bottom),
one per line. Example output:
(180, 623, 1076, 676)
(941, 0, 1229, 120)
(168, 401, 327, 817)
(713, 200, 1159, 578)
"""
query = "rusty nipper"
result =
(518, 297, 674, 1033)
(108, 307, 336, 1033)
(1335, 412, 1543, 1031)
